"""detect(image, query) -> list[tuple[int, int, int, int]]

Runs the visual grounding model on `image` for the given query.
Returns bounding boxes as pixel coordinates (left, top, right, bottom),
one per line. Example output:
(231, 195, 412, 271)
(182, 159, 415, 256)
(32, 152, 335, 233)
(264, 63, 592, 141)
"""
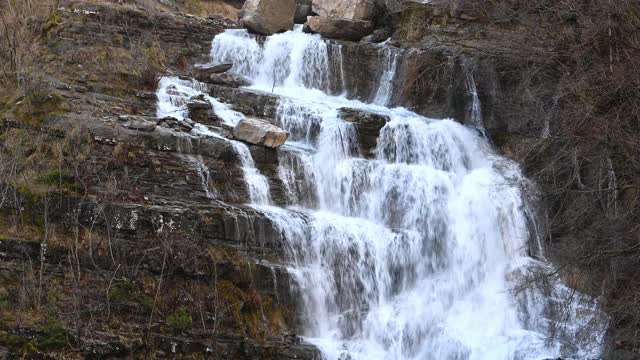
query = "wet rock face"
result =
(233, 118, 289, 148)
(305, 16, 374, 41)
(187, 97, 213, 123)
(331, 42, 388, 101)
(209, 85, 280, 118)
(240, 0, 296, 35)
(295, 0, 313, 23)
(206, 72, 252, 87)
(338, 107, 390, 157)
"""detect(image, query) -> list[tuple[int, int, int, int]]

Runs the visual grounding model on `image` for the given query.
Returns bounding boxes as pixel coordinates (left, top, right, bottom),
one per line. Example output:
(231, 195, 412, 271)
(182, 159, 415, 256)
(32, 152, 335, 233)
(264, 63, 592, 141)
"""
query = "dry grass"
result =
(108, 0, 241, 19)
(180, 0, 240, 19)
(0, 0, 57, 100)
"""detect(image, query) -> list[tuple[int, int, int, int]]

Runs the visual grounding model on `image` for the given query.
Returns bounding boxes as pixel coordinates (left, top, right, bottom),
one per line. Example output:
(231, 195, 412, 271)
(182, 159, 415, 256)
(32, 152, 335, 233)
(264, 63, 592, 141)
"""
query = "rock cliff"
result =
(0, 0, 638, 358)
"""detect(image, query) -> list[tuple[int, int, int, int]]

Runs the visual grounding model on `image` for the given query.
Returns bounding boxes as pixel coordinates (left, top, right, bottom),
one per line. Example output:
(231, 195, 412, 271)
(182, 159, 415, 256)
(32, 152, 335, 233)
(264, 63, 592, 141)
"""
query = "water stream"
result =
(158, 26, 605, 360)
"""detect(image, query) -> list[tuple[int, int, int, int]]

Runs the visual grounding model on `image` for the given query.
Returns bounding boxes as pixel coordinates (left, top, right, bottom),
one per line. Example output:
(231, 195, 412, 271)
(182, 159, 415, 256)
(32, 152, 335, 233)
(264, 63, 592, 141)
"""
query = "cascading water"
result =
(372, 48, 400, 106)
(465, 71, 484, 129)
(156, 76, 271, 204)
(161, 26, 606, 359)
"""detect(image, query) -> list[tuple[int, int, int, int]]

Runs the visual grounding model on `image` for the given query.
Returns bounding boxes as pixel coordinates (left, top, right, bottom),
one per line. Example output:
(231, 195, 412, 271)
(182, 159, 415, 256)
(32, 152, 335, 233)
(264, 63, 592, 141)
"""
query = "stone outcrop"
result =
(206, 72, 252, 87)
(193, 62, 233, 81)
(240, 0, 296, 35)
(294, 0, 313, 23)
(187, 97, 213, 123)
(311, 0, 377, 20)
(233, 118, 289, 148)
(209, 85, 280, 119)
(362, 28, 393, 43)
(305, 16, 373, 41)
(119, 115, 157, 132)
(338, 107, 389, 156)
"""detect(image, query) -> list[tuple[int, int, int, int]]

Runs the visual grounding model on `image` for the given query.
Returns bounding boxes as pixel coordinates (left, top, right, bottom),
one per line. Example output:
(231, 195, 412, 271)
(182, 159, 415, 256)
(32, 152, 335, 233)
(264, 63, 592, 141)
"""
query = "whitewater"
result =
(157, 26, 606, 360)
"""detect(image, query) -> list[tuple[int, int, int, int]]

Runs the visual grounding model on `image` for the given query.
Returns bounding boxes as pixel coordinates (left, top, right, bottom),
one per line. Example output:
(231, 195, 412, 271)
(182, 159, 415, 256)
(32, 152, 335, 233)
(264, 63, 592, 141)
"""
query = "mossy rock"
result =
(12, 92, 66, 125)
(109, 281, 154, 313)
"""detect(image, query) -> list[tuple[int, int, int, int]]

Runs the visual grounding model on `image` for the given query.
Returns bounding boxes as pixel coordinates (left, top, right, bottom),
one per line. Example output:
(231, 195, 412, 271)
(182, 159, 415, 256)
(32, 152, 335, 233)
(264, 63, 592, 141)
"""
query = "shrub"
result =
(167, 307, 193, 334)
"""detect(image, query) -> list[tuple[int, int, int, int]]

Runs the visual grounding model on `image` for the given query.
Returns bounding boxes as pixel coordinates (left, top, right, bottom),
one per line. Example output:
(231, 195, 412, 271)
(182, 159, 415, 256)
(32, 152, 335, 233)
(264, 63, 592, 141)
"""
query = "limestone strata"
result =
(209, 85, 280, 118)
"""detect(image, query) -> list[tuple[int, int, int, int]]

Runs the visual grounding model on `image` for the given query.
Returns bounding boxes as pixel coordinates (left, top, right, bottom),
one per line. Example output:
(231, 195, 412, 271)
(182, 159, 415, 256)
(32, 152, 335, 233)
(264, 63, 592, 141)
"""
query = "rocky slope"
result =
(0, 1, 319, 358)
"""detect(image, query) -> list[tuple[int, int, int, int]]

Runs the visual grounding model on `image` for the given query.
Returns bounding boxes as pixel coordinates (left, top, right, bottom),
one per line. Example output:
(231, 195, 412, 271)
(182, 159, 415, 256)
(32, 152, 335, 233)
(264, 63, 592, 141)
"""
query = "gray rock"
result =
(240, 0, 296, 35)
(203, 62, 233, 74)
(362, 28, 392, 43)
(312, 0, 377, 20)
(207, 73, 252, 87)
(209, 85, 280, 119)
(206, 125, 233, 139)
(177, 120, 194, 132)
(233, 118, 289, 148)
(157, 116, 179, 127)
(338, 107, 389, 157)
(339, 107, 389, 129)
(193, 62, 233, 81)
(305, 16, 373, 41)
(121, 116, 157, 132)
(294, 0, 313, 23)
(187, 98, 212, 123)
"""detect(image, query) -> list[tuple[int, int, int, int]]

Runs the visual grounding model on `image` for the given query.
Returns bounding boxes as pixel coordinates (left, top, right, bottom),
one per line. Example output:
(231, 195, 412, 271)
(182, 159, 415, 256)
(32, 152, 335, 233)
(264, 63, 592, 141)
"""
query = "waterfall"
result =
(156, 76, 271, 204)
(189, 155, 216, 200)
(205, 28, 604, 359)
(465, 71, 484, 129)
(230, 141, 272, 205)
(372, 48, 400, 106)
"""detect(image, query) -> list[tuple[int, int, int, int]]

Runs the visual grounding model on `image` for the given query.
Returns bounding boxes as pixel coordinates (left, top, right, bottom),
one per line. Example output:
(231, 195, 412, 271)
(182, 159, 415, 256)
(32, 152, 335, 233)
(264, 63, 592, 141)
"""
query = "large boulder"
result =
(240, 0, 296, 35)
(305, 16, 373, 41)
(312, 0, 377, 20)
(233, 118, 289, 148)
(193, 62, 233, 81)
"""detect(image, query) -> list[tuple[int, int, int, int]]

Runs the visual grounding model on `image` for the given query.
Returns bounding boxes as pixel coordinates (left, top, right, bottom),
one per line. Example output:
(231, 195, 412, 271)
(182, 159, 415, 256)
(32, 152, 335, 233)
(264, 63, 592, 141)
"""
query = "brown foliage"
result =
(0, 0, 57, 99)
(465, 0, 640, 348)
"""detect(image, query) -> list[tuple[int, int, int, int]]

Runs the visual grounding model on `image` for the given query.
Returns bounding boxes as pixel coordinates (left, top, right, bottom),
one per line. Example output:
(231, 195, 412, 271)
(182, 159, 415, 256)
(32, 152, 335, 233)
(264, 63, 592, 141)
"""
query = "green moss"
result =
(13, 92, 65, 125)
(43, 7, 63, 34)
(37, 318, 67, 350)
(109, 282, 154, 313)
(37, 169, 75, 186)
(491, 130, 512, 150)
(215, 280, 285, 339)
(0, 333, 37, 353)
(167, 307, 193, 334)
